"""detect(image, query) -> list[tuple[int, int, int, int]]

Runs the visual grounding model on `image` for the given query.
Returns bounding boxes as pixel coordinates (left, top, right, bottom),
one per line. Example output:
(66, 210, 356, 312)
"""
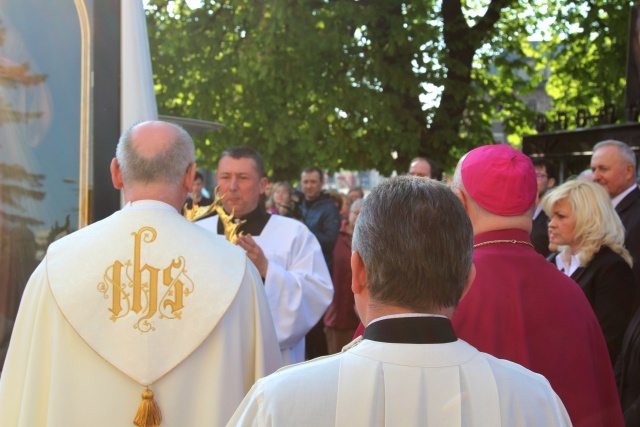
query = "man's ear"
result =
(259, 176, 268, 195)
(110, 158, 123, 190)
(455, 188, 470, 214)
(548, 178, 556, 189)
(183, 162, 197, 191)
(625, 163, 635, 182)
(460, 263, 476, 301)
(351, 251, 368, 295)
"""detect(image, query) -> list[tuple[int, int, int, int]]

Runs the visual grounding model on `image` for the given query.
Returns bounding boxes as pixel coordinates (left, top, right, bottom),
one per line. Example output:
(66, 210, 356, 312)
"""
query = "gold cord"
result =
(473, 239, 534, 249)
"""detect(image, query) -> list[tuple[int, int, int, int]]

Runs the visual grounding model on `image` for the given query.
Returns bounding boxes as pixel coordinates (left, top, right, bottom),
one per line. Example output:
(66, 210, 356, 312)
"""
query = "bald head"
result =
(111, 121, 196, 208)
(408, 157, 432, 178)
(129, 121, 176, 158)
(116, 121, 195, 185)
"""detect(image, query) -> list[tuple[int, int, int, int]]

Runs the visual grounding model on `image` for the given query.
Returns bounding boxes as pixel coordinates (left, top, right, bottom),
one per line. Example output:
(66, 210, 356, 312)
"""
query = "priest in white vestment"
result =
(196, 146, 333, 365)
(0, 121, 282, 427)
(227, 176, 571, 427)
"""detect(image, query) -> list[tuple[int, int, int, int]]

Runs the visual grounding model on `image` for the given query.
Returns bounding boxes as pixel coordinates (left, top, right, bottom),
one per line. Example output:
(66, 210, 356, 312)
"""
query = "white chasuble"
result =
(197, 214, 333, 365)
(227, 339, 572, 427)
(0, 201, 282, 427)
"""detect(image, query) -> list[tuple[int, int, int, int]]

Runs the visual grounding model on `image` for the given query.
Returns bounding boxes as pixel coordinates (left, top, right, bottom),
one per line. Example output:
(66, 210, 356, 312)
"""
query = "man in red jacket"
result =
(450, 144, 623, 427)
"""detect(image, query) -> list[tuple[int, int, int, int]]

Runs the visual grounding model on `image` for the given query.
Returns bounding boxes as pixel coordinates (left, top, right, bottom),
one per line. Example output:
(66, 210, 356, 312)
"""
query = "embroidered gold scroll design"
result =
(97, 226, 195, 333)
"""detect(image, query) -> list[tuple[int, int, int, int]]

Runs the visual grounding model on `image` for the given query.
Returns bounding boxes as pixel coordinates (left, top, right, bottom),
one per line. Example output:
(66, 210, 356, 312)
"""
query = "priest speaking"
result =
(0, 121, 282, 427)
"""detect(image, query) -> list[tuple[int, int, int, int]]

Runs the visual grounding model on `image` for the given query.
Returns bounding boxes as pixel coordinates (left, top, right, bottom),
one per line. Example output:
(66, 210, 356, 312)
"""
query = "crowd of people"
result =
(1, 120, 640, 426)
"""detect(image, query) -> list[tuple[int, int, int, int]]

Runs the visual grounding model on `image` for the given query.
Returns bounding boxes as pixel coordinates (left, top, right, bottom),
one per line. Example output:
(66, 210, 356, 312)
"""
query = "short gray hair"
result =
(352, 176, 474, 311)
(450, 163, 482, 213)
(593, 139, 636, 169)
(450, 163, 463, 194)
(116, 121, 195, 185)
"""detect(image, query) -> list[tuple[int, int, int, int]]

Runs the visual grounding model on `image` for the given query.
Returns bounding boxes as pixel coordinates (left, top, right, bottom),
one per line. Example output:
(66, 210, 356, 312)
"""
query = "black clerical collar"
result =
(217, 206, 271, 236)
(363, 316, 457, 344)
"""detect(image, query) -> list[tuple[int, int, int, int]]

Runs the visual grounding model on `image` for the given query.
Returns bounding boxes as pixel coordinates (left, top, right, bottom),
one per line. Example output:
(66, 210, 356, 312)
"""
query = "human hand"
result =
(236, 234, 269, 278)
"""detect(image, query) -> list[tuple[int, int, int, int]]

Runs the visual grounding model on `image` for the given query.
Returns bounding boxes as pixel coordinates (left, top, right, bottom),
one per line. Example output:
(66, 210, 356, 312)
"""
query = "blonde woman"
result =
(543, 180, 635, 366)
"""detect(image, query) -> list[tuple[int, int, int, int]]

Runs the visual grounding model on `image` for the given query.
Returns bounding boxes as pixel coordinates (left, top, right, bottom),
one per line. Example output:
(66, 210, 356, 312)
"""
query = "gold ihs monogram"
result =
(97, 226, 195, 333)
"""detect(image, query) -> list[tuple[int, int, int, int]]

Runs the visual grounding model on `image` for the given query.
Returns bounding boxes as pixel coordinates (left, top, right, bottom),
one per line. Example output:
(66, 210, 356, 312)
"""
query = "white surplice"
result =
(197, 214, 334, 365)
(0, 200, 282, 426)
(227, 338, 572, 427)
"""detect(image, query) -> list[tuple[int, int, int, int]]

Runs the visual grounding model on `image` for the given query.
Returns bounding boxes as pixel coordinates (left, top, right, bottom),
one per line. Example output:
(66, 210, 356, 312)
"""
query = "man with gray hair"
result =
(0, 121, 281, 426)
(228, 176, 571, 427)
(450, 144, 623, 427)
(591, 139, 640, 304)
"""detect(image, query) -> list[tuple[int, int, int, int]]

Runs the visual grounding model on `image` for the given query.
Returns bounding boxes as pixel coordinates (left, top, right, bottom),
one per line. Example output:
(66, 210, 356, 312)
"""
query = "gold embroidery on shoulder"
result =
(97, 227, 195, 333)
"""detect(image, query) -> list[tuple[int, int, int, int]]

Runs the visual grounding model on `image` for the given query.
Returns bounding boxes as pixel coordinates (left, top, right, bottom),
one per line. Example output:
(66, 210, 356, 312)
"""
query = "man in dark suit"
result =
(591, 140, 640, 306)
(618, 307, 640, 426)
(530, 158, 556, 257)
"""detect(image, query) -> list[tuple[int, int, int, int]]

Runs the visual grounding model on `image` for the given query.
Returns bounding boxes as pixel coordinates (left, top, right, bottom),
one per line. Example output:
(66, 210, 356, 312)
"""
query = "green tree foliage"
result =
(540, 1, 630, 126)
(146, 0, 631, 178)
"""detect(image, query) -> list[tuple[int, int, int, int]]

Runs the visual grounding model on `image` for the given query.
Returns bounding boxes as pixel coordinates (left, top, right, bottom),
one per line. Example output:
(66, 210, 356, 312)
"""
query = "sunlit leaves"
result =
(147, 0, 632, 177)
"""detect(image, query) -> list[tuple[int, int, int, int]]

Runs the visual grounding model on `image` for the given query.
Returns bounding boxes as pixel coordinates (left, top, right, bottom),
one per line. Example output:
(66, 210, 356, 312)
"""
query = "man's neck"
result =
(124, 186, 185, 212)
(229, 204, 262, 220)
(471, 214, 532, 235)
(305, 192, 321, 202)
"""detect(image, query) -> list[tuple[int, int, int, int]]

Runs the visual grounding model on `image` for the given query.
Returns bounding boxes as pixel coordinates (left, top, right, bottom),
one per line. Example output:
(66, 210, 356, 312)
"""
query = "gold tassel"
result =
(133, 388, 162, 427)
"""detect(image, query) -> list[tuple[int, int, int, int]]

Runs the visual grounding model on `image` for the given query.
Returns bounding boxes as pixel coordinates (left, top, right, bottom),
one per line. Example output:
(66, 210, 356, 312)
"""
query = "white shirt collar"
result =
(533, 203, 544, 220)
(555, 251, 581, 277)
(612, 184, 638, 208)
(367, 313, 448, 327)
(122, 200, 178, 213)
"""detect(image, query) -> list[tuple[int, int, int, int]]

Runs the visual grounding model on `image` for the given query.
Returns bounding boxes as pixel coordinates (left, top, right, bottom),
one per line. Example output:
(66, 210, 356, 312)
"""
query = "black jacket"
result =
(618, 306, 640, 426)
(531, 209, 551, 258)
(551, 246, 635, 366)
(616, 186, 640, 308)
(300, 192, 341, 270)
